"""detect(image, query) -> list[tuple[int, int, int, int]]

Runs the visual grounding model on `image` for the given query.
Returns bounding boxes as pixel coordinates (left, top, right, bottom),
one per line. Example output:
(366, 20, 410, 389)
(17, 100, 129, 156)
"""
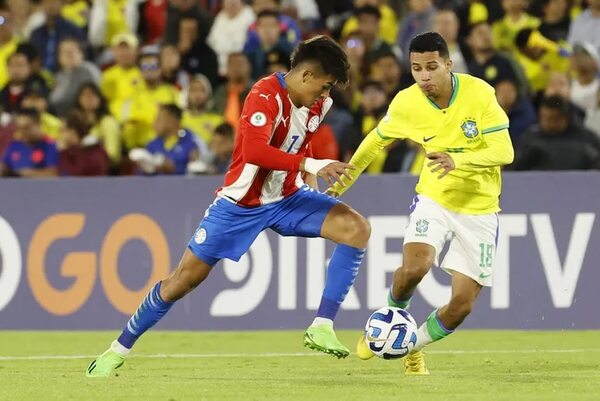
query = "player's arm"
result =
(450, 129, 514, 168)
(242, 91, 351, 186)
(302, 143, 319, 190)
(328, 128, 395, 196)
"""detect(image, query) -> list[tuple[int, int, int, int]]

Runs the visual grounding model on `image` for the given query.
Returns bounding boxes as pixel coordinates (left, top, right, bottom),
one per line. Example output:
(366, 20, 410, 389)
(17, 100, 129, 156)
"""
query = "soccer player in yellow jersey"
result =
(330, 32, 514, 374)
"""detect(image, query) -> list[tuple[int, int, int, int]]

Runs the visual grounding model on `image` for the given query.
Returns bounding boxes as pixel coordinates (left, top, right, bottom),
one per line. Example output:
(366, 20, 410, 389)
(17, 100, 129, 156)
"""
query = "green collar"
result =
(425, 73, 459, 110)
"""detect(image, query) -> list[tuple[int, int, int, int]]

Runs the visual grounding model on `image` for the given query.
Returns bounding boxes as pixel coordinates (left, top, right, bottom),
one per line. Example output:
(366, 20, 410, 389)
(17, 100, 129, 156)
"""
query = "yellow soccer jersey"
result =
(334, 73, 514, 214)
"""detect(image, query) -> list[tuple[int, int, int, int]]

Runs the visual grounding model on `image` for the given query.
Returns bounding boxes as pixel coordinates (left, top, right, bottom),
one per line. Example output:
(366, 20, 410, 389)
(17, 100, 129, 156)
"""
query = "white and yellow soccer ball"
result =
(364, 306, 418, 359)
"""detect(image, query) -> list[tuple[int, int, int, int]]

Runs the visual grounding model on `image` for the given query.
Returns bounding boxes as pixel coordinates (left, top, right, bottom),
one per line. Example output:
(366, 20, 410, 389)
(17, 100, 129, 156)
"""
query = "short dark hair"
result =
(409, 32, 449, 59)
(15, 107, 41, 123)
(160, 103, 183, 121)
(290, 35, 350, 85)
(540, 95, 570, 116)
(355, 5, 381, 19)
(64, 111, 89, 140)
(214, 122, 234, 139)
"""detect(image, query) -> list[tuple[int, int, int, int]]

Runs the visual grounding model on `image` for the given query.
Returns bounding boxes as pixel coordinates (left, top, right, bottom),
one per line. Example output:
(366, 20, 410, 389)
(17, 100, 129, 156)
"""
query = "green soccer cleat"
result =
(303, 325, 350, 359)
(86, 349, 125, 378)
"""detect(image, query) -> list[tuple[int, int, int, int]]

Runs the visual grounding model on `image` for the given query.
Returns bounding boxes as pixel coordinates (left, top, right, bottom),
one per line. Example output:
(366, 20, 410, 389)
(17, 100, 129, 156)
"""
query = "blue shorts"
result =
(188, 185, 339, 266)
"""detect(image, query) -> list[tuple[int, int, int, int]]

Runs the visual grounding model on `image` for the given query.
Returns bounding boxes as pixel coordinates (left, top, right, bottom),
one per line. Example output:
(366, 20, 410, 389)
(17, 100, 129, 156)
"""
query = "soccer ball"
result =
(364, 306, 418, 359)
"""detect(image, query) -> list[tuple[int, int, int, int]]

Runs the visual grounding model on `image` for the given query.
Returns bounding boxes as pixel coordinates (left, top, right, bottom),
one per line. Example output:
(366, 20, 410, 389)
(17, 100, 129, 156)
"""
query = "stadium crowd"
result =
(0, 0, 599, 177)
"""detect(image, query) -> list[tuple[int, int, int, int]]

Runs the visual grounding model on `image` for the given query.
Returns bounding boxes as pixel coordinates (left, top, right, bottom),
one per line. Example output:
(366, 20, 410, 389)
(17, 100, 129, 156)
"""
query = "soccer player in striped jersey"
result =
(87, 35, 371, 377)
(330, 32, 514, 374)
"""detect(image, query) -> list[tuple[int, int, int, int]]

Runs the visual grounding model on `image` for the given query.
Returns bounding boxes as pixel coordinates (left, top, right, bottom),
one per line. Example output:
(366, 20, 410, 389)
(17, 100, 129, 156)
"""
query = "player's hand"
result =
(317, 161, 355, 187)
(325, 188, 340, 198)
(427, 152, 455, 179)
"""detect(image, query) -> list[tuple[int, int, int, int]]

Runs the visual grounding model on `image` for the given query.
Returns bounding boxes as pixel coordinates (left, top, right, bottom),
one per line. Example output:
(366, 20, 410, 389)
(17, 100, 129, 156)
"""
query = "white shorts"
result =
(403, 195, 499, 287)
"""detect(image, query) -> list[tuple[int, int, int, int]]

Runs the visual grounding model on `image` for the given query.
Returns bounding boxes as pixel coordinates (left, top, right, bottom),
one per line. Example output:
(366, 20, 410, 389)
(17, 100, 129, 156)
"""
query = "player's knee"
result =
(162, 265, 209, 302)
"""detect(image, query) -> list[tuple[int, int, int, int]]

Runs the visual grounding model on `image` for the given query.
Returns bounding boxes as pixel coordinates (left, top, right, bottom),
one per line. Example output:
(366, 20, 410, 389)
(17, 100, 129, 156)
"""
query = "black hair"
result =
(372, 50, 401, 65)
(290, 35, 350, 85)
(409, 32, 449, 59)
(160, 103, 183, 121)
(214, 122, 234, 139)
(515, 28, 534, 49)
(355, 5, 381, 19)
(540, 95, 570, 116)
(256, 9, 280, 21)
(15, 107, 41, 123)
(64, 110, 89, 140)
(15, 42, 40, 63)
(75, 82, 110, 120)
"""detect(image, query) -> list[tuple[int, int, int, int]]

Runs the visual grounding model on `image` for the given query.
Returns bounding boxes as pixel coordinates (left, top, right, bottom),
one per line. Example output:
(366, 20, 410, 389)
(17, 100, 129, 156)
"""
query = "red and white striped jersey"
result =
(217, 73, 333, 207)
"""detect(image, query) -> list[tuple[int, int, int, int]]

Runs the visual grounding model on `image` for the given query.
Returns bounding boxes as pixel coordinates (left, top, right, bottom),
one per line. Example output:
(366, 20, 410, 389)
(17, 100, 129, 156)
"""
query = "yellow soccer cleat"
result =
(355, 334, 375, 360)
(404, 350, 429, 375)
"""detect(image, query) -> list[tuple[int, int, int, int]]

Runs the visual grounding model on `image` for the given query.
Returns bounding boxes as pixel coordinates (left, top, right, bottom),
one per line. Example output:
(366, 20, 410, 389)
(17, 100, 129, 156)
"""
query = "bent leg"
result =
(388, 242, 436, 308)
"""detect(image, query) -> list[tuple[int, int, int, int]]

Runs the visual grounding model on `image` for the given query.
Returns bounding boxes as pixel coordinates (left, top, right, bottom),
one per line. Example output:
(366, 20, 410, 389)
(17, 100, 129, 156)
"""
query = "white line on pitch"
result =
(1, 348, 600, 361)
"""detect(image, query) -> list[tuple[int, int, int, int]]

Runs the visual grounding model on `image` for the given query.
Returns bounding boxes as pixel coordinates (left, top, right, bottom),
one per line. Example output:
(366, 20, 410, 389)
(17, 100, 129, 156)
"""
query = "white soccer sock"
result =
(111, 340, 131, 357)
(413, 323, 433, 352)
(311, 317, 334, 327)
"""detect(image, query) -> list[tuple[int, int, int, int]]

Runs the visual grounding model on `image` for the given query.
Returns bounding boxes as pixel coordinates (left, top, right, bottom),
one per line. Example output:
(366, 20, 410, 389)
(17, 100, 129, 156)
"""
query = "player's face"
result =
(300, 70, 335, 107)
(410, 51, 452, 99)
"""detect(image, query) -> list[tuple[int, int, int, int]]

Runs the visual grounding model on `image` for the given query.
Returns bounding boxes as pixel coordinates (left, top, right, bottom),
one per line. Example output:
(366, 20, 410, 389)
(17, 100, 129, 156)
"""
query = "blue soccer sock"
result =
(315, 244, 365, 322)
(116, 281, 174, 350)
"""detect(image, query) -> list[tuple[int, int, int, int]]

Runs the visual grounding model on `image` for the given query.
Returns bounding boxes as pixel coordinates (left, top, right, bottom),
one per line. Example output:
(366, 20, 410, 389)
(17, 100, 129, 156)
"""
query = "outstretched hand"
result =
(427, 152, 455, 178)
(318, 162, 355, 188)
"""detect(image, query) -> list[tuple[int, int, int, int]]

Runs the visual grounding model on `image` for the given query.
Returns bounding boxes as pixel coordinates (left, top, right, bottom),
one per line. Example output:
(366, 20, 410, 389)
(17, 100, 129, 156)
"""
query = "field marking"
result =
(2, 348, 600, 361)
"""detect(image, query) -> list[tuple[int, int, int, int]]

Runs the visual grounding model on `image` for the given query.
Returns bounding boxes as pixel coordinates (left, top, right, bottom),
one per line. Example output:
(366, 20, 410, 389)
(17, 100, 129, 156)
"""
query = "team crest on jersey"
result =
(461, 119, 479, 139)
(194, 228, 207, 244)
(250, 112, 267, 127)
(415, 219, 429, 236)
(307, 115, 320, 133)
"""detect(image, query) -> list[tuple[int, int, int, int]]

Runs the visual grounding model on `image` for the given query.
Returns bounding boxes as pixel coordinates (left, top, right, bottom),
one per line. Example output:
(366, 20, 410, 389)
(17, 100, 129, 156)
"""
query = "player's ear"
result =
(302, 69, 314, 83)
(446, 58, 453, 72)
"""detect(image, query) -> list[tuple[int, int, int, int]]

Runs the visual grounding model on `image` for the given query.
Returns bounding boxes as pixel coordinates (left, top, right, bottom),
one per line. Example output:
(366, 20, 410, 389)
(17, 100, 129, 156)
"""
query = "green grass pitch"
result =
(1, 330, 599, 400)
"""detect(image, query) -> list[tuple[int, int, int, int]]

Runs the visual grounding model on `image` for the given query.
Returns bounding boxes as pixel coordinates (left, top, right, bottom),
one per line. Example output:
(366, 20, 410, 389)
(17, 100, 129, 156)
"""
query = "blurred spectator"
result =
(15, 42, 53, 89)
(0, 104, 15, 160)
(159, 44, 189, 89)
(130, 103, 202, 175)
(50, 38, 100, 116)
(454, 0, 489, 38)
(8, 0, 43, 39)
(355, 6, 400, 68)
(207, 0, 256, 76)
(30, 0, 85, 73)
(495, 79, 536, 146)
(539, 0, 570, 42)
(212, 52, 253, 132)
(61, 0, 90, 30)
(341, 0, 399, 45)
(433, 8, 467, 73)
(492, 0, 540, 54)
(244, 0, 301, 54)
(466, 22, 523, 90)
(122, 45, 179, 150)
(0, 2, 19, 89)
(21, 89, 62, 140)
(0, 50, 49, 113)
(264, 48, 291, 75)
(280, 0, 321, 32)
(163, 0, 212, 46)
(128, 0, 168, 45)
(585, 88, 600, 136)
(0, 107, 58, 177)
(397, 0, 437, 64)
(570, 42, 600, 113)
(513, 28, 569, 93)
(543, 71, 586, 125)
(512, 95, 600, 170)
(101, 32, 142, 123)
(182, 74, 224, 144)
(75, 82, 122, 169)
(58, 110, 110, 176)
(177, 15, 219, 86)
(369, 51, 409, 103)
(568, 0, 600, 55)
(244, 10, 293, 80)
(88, 0, 131, 50)
(208, 122, 235, 174)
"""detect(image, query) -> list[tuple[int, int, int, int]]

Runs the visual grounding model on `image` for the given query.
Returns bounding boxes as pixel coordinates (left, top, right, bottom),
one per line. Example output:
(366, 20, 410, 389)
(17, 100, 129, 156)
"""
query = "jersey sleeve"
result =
(375, 92, 410, 140)
(45, 142, 59, 167)
(240, 86, 303, 171)
(481, 85, 510, 135)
